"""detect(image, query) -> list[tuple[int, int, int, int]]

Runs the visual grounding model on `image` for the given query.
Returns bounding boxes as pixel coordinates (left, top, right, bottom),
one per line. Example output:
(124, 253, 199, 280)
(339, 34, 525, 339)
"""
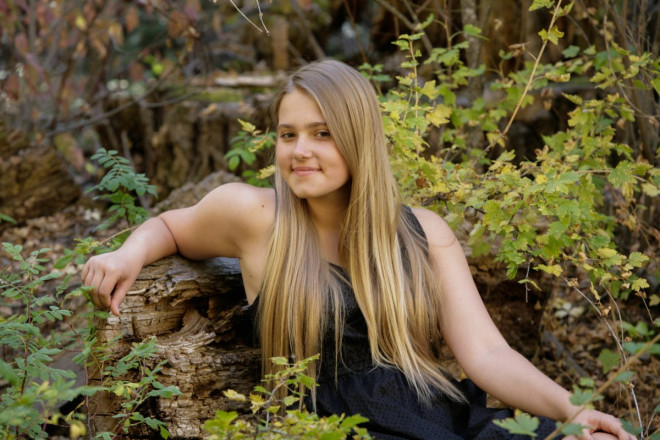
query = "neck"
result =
(305, 189, 350, 266)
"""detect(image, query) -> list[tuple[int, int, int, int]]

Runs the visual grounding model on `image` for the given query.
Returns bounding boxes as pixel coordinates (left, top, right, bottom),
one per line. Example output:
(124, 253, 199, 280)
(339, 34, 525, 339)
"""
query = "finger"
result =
(599, 416, 628, 440)
(90, 271, 111, 310)
(110, 278, 133, 316)
(81, 260, 90, 281)
(97, 275, 118, 309)
(82, 264, 93, 289)
(84, 267, 103, 307)
(580, 429, 595, 440)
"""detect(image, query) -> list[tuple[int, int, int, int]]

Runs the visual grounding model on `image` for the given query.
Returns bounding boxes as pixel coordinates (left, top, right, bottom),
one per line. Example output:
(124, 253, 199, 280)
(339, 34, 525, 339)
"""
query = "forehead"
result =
(277, 89, 325, 123)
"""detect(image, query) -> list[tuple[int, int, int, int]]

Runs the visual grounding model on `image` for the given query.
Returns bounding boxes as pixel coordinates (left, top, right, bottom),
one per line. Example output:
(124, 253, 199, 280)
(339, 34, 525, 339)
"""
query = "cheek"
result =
(275, 144, 287, 167)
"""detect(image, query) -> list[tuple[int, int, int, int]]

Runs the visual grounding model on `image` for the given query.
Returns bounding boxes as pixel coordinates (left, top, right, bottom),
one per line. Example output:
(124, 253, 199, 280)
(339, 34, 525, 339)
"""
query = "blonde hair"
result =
(257, 59, 465, 406)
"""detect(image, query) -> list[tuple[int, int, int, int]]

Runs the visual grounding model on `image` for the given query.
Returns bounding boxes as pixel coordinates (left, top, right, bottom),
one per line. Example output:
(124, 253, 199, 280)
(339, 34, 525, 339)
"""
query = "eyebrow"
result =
(277, 122, 328, 130)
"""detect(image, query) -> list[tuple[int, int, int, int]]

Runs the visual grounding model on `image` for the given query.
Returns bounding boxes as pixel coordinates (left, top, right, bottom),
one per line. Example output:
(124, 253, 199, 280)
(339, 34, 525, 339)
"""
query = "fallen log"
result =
(88, 255, 260, 439)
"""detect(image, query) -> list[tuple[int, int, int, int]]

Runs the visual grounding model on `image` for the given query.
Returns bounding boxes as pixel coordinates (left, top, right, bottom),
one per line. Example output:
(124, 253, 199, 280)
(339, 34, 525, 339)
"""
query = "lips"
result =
(292, 166, 320, 176)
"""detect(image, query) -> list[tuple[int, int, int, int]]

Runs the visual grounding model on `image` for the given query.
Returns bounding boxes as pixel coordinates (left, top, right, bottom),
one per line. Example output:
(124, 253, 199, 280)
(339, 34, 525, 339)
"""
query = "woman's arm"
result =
(82, 182, 273, 315)
(412, 208, 633, 440)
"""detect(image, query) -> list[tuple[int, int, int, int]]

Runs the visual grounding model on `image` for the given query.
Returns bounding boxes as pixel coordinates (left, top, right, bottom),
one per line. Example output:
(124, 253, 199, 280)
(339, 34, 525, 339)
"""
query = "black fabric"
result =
(247, 208, 560, 439)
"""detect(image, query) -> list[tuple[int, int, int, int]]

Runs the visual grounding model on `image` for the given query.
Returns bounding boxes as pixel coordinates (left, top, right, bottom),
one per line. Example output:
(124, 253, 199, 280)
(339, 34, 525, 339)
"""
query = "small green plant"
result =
(0, 244, 87, 439)
(87, 148, 158, 232)
(226, 119, 276, 187)
(0, 213, 17, 225)
(95, 337, 181, 440)
(0, 242, 180, 439)
(0, 147, 178, 438)
(203, 355, 372, 439)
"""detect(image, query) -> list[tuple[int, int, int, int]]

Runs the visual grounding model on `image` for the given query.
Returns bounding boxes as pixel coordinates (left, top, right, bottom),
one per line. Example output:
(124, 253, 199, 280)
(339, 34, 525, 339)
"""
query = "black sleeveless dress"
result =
(248, 214, 560, 439)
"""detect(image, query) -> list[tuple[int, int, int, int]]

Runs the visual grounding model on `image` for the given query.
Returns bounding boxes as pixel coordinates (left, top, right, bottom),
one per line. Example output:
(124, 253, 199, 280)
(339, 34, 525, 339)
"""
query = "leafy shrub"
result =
(0, 149, 177, 439)
(203, 355, 372, 440)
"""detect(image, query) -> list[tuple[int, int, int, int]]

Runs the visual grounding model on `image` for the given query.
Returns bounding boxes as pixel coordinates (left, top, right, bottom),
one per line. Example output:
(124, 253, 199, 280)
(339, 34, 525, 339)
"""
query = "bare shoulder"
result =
(160, 182, 275, 260)
(410, 207, 458, 248)
(200, 182, 275, 224)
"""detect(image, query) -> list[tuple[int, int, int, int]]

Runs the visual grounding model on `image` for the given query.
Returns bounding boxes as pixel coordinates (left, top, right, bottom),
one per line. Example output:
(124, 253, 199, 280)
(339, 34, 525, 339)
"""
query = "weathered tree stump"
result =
(0, 120, 79, 231)
(88, 255, 260, 439)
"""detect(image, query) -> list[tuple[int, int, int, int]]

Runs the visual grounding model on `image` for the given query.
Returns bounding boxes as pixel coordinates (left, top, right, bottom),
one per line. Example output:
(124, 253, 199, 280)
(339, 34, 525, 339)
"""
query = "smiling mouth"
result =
(293, 167, 319, 176)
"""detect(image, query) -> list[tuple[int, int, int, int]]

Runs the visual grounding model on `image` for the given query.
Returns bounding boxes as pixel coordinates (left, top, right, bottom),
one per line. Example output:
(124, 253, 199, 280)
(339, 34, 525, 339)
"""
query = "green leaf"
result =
(569, 387, 594, 406)
(426, 104, 452, 126)
(539, 26, 564, 45)
(652, 76, 660, 95)
(160, 425, 170, 439)
(463, 24, 482, 37)
(597, 349, 620, 373)
(0, 359, 20, 386)
(535, 264, 562, 276)
(623, 342, 660, 356)
(529, 0, 554, 11)
(0, 213, 17, 224)
(561, 422, 587, 436)
(614, 371, 635, 383)
(631, 278, 649, 292)
(493, 412, 539, 437)
(627, 252, 649, 268)
(608, 161, 635, 188)
(562, 45, 580, 58)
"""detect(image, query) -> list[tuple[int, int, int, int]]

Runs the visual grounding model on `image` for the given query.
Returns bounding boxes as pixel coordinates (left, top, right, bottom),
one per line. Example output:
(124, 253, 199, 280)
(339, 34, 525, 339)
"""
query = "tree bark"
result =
(87, 255, 260, 439)
(0, 119, 80, 231)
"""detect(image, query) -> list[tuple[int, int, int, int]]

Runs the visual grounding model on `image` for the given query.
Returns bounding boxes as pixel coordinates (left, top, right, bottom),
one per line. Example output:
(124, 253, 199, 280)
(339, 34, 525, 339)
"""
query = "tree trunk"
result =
(87, 255, 260, 439)
(0, 119, 80, 231)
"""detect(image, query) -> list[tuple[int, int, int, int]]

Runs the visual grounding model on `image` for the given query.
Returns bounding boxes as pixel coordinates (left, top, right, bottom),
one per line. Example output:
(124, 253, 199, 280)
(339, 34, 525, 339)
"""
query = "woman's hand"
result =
(569, 409, 635, 440)
(82, 248, 144, 316)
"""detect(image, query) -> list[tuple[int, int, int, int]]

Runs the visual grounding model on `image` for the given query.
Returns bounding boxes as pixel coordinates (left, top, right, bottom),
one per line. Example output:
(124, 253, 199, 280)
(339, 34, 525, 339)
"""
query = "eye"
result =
(316, 130, 331, 139)
(279, 132, 295, 140)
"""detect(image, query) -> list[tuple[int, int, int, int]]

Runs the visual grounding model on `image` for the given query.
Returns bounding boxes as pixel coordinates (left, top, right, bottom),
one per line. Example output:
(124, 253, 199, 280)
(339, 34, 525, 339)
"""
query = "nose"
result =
(293, 137, 312, 158)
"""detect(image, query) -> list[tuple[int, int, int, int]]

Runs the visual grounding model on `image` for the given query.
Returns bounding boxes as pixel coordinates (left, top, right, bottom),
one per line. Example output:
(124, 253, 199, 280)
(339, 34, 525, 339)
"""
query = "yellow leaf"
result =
(642, 183, 660, 197)
(631, 279, 649, 292)
(74, 14, 86, 31)
(537, 264, 562, 276)
(597, 247, 618, 258)
(486, 131, 506, 148)
(223, 389, 246, 401)
(650, 295, 660, 306)
(426, 104, 451, 126)
(544, 72, 571, 82)
(70, 422, 87, 439)
(108, 22, 124, 46)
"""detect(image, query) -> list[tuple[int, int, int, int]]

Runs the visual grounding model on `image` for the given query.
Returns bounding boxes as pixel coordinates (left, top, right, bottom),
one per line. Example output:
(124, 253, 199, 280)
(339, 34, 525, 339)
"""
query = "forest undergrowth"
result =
(0, 0, 659, 438)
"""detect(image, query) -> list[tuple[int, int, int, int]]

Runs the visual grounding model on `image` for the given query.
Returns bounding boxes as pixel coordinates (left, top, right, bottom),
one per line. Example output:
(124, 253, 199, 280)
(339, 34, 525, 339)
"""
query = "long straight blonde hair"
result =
(257, 59, 465, 405)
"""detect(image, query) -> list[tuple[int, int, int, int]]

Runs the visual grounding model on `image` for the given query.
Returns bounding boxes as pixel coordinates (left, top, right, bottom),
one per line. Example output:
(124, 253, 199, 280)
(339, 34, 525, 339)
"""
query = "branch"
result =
(543, 332, 659, 440)
(289, 0, 325, 60)
(486, 0, 564, 151)
(223, 0, 270, 36)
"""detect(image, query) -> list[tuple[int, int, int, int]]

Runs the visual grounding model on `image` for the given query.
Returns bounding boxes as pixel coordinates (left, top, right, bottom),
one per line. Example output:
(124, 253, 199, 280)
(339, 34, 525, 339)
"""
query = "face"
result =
(275, 89, 351, 203)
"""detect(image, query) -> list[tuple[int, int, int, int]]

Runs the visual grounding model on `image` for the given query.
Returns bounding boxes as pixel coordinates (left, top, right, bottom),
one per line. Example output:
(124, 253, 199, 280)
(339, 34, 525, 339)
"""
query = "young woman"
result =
(83, 60, 633, 440)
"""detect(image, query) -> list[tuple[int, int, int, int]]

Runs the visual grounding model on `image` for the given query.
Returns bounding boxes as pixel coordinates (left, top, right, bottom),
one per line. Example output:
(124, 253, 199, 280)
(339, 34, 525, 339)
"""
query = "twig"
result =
(289, 0, 325, 60)
(373, 0, 435, 61)
(543, 332, 660, 440)
(562, 276, 644, 434)
(486, 0, 564, 151)
(225, 0, 268, 35)
(255, 0, 270, 36)
(342, 0, 369, 65)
